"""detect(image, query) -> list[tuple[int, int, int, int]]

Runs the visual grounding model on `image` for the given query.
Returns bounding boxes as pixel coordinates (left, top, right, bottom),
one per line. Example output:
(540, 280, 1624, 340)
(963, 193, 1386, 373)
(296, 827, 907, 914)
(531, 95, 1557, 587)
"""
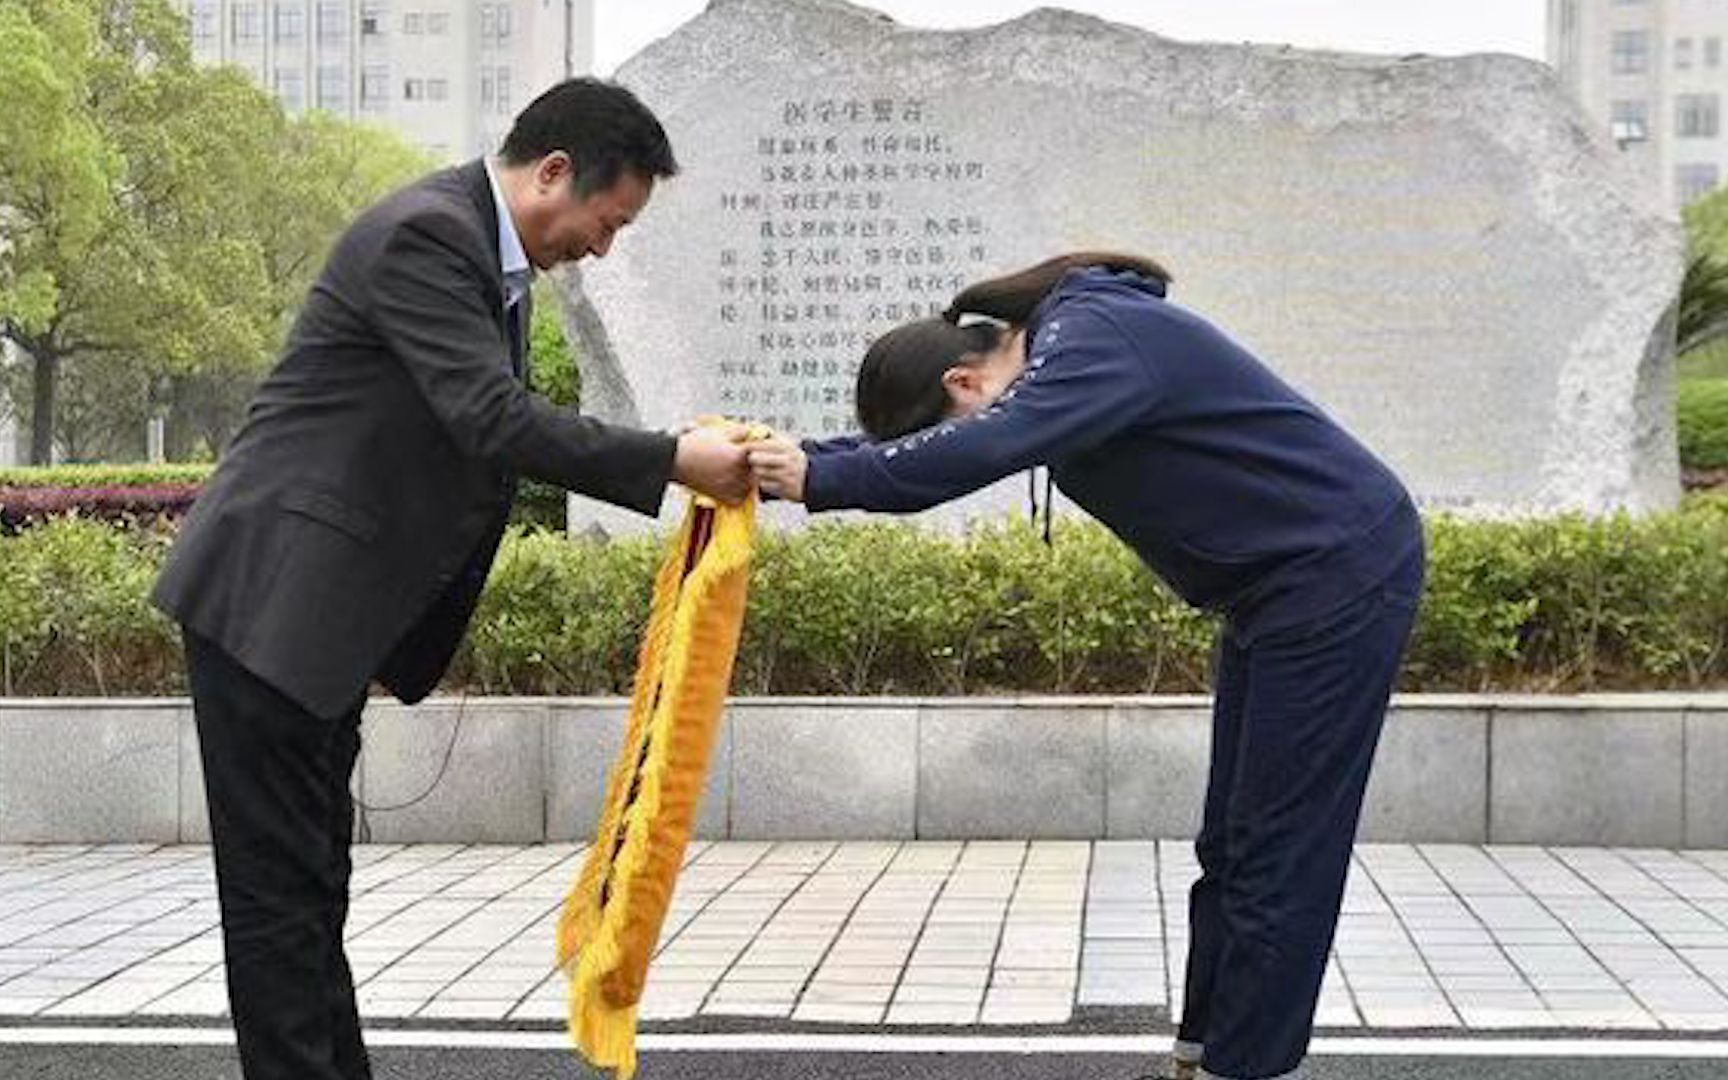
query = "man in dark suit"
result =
(152, 79, 747, 1080)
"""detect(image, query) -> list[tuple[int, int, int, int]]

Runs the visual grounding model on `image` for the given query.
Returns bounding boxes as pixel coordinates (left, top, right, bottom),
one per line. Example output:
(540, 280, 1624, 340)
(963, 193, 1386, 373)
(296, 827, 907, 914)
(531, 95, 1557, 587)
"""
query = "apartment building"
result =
(1550, 0, 1728, 207)
(179, 0, 595, 161)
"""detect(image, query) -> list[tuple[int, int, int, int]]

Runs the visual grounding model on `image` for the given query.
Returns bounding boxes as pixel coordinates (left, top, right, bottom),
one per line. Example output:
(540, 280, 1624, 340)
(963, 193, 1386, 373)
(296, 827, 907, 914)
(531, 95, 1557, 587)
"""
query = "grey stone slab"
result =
(0, 707, 183, 843)
(731, 704, 916, 840)
(917, 706, 1105, 839)
(1490, 708, 1683, 847)
(359, 701, 547, 843)
(1360, 707, 1489, 844)
(1686, 708, 1728, 849)
(546, 701, 730, 843)
(571, 0, 1682, 539)
(1105, 705, 1209, 839)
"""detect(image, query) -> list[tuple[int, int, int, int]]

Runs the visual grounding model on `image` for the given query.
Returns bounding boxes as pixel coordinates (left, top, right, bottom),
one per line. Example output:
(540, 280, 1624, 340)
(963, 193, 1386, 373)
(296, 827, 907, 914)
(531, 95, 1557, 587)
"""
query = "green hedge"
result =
(0, 520, 182, 696)
(1680, 379, 1728, 470)
(0, 464, 568, 531)
(3, 497, 1726, 698)
(0, 464, 214, 488)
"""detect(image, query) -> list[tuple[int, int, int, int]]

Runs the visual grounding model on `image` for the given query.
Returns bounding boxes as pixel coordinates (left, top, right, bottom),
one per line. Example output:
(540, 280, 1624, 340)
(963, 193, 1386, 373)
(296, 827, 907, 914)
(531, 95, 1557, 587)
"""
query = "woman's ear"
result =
(941, 365, 983, 406)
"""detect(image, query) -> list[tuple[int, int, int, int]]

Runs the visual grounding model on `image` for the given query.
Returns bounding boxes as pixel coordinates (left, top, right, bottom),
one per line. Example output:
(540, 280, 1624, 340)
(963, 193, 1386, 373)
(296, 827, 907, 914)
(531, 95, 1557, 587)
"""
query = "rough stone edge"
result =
(603, 0, 1684, 517)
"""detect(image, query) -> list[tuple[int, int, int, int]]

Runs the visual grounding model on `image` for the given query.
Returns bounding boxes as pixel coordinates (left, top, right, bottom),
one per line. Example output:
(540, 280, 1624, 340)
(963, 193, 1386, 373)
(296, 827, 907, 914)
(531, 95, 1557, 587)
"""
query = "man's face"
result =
(519, 153, 653, 270)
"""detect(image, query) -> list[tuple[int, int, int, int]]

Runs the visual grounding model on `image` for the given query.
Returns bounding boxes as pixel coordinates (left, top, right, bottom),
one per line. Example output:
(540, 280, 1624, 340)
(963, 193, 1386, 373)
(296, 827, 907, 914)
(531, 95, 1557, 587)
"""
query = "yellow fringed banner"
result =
(556, 485, 758, 1079)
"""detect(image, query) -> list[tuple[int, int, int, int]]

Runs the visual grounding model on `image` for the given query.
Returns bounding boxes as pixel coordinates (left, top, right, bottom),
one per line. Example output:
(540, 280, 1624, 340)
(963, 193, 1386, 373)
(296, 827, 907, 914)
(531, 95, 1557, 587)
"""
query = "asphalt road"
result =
(3, 1034, 1726, 1080)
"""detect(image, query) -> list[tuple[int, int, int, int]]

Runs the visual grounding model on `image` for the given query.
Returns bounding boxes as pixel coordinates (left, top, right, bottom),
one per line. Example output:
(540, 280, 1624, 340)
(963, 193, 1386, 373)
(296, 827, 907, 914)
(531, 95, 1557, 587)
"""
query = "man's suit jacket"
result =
(153, 159, 676, 719)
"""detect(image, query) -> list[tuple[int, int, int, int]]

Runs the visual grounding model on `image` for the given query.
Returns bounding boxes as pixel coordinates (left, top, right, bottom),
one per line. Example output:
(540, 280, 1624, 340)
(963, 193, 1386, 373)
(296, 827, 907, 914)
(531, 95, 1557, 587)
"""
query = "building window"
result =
(1677, 37, 1694, 70)
(427, 78, 448, 101)
(481, 71, 495, 107)
(275, 3, 305, 44)
(496, 5, 511, 40)
(191, 1, 219, 47)
(232, 3, 261, 45)
(1678, 163, 1720, 203)
(1611, 99, 1650, 143)
(480, 6, 495, 39)
(1612, 31, 1649, 75)
(317, 65, 346, 109)
(496, 68, 511, 114)
(403, 78, 425, 101)
(403, 12, 423, 34)
(361, 65, 388, 108)
(274, 68, 304, 111)
(1677, 93, 1720, 138)
(1709, 38, 1723, 69)
(427, 12, 449, 35)
(317, 1, 346, 46)
(361, 2, 385, 37)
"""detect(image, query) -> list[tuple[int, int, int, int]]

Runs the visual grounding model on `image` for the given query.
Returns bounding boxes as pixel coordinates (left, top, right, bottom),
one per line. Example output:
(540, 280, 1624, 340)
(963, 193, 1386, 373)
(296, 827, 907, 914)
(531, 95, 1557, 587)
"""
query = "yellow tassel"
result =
(557, 472, 759, 1080)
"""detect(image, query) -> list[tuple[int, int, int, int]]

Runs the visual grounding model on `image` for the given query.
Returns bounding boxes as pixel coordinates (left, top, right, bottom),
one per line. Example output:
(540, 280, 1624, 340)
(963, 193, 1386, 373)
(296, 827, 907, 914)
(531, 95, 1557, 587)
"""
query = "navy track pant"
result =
(1175, 545, 1424, 1080)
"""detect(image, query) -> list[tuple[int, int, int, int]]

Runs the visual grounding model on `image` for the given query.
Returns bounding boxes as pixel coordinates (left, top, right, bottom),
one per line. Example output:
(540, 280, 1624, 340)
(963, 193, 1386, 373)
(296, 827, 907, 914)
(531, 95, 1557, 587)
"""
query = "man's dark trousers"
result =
(185, 630, 370, 1080)
(1176, 545, 1424, 1080)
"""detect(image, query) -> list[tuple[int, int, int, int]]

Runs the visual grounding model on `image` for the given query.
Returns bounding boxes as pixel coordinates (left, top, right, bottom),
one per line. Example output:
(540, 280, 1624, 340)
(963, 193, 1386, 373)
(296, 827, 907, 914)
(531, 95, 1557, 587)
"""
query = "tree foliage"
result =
(0, 0, 430, 463)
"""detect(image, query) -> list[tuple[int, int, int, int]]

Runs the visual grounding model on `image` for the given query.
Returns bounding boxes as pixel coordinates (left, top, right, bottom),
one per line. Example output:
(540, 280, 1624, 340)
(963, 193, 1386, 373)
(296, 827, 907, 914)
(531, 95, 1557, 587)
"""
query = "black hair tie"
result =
(1026, 467, 1055, 548)
(1042, 468, 1055, 547)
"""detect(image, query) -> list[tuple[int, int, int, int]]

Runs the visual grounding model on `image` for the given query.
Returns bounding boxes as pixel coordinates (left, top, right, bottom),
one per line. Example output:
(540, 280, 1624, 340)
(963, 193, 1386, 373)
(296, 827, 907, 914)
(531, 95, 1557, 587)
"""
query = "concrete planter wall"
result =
(1, 695, 1724, 847)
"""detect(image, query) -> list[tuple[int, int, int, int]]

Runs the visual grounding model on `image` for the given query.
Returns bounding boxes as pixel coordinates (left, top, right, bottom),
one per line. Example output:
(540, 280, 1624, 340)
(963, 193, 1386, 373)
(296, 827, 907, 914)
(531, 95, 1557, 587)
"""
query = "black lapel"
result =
(517, 286, 534, 382)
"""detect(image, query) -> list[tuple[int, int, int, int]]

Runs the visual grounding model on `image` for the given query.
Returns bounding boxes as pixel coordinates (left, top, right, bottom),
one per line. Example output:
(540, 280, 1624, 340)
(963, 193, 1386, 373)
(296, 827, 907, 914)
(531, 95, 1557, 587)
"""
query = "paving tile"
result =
(8, 839, 1728, 1037)
(892, 984, 984, 1004)
(792, 1002, 884, 1024)
(887, 1001, 979, 1025)
(418, 998, 515, 1020)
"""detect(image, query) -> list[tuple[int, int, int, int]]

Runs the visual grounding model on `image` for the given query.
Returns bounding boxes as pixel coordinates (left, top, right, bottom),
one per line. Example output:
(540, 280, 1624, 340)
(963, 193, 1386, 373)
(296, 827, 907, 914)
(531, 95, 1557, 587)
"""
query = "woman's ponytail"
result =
(946, 251, 1171, 326)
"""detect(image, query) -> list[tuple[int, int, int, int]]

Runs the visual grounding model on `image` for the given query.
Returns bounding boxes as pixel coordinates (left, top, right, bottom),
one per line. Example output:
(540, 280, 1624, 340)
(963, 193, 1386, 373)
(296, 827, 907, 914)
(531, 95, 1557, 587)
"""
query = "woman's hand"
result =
(746, 435, 809, 503)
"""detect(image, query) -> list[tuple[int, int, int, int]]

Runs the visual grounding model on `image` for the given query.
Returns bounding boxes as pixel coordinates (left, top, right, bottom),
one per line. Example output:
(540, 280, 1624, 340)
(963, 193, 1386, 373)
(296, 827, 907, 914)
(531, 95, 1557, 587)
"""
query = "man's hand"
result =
(672, 425, 752, 504)
(746, 436, 808, 503)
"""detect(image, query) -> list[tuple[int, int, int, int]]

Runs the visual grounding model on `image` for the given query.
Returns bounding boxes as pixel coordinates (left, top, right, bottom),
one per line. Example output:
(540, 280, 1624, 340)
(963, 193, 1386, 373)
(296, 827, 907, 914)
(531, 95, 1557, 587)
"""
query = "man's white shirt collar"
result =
(483, 157, 531, 307)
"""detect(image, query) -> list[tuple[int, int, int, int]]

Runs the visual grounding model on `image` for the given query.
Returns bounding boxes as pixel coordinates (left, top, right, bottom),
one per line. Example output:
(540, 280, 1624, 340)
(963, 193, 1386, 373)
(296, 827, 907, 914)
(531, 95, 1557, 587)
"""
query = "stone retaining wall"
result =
(1, 696, 1722, 847)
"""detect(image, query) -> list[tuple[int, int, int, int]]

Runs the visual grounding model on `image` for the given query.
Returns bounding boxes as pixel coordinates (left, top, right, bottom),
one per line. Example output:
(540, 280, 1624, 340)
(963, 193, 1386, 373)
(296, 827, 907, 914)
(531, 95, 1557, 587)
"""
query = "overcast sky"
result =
(593, 1, 1550, 75)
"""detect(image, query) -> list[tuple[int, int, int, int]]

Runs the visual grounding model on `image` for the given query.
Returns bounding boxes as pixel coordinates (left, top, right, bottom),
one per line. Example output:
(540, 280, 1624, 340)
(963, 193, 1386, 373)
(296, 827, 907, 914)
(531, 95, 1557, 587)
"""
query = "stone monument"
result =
(563, 0, 1684, 532)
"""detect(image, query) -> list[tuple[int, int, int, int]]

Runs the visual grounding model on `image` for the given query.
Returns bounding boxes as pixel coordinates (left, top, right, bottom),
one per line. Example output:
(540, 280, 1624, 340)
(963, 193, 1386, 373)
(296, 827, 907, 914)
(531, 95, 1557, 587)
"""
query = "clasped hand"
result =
(670, 418, 807, 505)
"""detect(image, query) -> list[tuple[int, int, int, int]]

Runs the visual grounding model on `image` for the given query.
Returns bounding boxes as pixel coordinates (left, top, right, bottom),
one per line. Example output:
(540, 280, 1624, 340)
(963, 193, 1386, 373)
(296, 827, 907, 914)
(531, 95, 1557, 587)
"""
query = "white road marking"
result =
(2, 1028, 1728, 1059)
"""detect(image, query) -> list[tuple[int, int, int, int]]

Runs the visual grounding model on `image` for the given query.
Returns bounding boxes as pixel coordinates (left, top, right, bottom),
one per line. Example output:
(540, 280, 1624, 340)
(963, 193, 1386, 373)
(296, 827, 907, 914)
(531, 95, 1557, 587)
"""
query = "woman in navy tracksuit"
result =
(747, 253, 1425, 1080)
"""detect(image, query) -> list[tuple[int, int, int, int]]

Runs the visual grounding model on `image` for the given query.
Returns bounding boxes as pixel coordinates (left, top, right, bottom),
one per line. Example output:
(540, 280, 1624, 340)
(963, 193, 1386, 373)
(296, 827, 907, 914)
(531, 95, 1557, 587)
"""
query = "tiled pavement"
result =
(2, 841, 1728, 1032)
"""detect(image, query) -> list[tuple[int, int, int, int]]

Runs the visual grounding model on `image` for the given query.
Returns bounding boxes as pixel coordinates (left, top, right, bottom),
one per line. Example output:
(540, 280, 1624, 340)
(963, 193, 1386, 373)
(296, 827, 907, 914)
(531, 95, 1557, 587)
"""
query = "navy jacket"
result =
(803, 267, 1422, 641)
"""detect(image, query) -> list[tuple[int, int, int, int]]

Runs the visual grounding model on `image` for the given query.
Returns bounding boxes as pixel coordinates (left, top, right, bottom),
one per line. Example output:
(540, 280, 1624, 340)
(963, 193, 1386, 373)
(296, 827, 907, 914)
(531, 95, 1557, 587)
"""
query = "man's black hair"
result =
(500, 77, 678, 194)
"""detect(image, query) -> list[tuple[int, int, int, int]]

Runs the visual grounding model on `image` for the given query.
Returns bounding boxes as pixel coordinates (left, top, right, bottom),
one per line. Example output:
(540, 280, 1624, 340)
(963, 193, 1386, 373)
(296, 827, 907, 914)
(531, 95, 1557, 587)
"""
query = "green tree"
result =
(1682, 187, 1728, 361)
(151, 106, 431, 457)
(0, 0, 430, 464)
(1677, 254, 1728, 356)
(0, 0, 120, 464)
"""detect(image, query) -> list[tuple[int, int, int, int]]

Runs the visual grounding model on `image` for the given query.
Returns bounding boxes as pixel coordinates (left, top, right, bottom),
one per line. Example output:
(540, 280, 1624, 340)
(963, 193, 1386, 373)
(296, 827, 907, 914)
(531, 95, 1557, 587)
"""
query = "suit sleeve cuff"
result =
(617, 429, 679, 516)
